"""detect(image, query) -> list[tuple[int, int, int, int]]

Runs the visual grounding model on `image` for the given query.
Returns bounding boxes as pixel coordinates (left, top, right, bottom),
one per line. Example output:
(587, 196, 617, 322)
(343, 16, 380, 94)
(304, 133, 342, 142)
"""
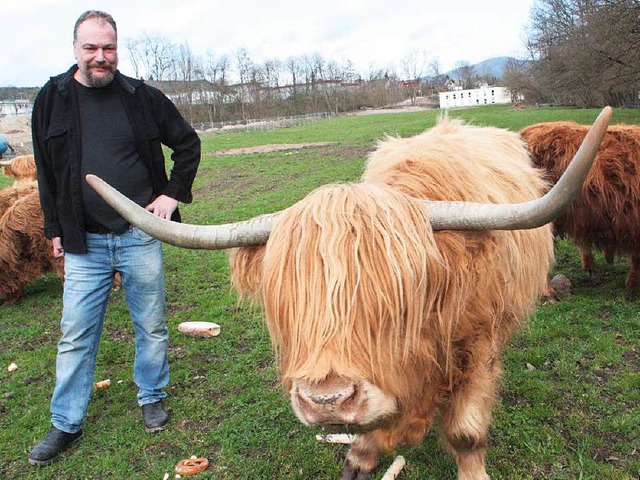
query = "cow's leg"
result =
(440, 361, 497, 480)
(341, 411, 432, 479)
(579, 245, 596, 276)
(625, 253, 640, 293)
(341, 434, 382, 480)
(604, 247, 615, 265)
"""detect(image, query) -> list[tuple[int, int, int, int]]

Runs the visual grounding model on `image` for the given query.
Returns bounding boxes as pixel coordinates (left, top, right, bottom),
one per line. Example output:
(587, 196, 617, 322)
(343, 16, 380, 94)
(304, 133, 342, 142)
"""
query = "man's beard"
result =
(81, 63, 116, 88)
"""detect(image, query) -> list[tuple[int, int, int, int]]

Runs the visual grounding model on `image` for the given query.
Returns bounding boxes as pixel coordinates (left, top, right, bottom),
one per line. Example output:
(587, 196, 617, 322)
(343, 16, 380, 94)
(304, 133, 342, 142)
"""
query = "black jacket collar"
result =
(52, 65, 143, 96)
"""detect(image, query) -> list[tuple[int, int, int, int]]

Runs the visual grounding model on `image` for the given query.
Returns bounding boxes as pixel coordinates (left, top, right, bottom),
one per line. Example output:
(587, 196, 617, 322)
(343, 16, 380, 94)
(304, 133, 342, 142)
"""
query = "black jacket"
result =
(32, 66, 201, 253)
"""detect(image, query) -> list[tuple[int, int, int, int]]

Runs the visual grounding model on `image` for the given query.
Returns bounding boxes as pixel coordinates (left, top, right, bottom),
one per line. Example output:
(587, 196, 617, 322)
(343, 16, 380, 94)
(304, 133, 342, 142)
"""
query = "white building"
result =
(439, 86, 512, 109)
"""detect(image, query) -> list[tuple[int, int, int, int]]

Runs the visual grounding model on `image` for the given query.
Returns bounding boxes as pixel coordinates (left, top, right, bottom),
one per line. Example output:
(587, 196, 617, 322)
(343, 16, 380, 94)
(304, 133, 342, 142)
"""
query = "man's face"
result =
(73, 18, 118, 88)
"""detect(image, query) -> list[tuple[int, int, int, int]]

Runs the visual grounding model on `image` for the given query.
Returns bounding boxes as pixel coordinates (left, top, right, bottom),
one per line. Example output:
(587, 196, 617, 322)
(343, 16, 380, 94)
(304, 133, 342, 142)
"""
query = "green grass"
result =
(1, 104, 639, 479)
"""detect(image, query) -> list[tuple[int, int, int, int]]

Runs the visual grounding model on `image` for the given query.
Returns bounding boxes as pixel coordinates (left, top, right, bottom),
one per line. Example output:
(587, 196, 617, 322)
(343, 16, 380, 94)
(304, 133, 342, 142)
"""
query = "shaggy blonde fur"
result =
(229, 116, 555, 479)
(262, 182, 444, 394)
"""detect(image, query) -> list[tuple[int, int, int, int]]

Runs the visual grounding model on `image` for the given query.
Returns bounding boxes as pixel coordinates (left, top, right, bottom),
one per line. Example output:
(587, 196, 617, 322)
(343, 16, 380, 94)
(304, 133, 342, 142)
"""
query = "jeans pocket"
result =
(130, 226, 156, 243)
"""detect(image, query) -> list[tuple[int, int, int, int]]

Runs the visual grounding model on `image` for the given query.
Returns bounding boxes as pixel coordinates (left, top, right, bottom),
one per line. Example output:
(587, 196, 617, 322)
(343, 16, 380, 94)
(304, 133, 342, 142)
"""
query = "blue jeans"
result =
(50, 227, 169, 434)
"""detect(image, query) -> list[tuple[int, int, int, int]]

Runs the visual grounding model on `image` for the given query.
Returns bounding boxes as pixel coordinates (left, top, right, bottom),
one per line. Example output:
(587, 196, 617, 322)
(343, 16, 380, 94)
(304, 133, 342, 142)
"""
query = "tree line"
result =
(123, 36, 456, 124)
(503, 0, 640, 107)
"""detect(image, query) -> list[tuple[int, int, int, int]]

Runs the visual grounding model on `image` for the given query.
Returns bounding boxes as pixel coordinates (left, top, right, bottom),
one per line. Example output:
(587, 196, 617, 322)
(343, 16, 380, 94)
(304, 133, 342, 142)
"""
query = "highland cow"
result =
(0, 190, 65, 304)
(520, 120, 640, 293)
(86, 108, 611, 479)
(0, 154, 122, 301)
(1, 154, 38, 187)
(0, 154, 38, 215)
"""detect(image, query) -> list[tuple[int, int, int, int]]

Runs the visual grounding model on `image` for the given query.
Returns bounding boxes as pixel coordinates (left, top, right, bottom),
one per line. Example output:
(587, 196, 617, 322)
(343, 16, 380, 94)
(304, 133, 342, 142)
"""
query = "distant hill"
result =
(444, 57, 530, 80)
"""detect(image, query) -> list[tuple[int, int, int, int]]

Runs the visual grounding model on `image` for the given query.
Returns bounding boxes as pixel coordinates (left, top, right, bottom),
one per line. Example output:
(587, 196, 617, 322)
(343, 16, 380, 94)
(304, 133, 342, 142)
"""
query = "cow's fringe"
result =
(260, 183, 446, 395)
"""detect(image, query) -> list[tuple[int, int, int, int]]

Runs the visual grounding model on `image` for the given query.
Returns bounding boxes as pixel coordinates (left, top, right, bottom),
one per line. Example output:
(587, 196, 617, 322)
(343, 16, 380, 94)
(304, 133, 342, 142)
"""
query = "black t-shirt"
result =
(76, 79, 153, 233)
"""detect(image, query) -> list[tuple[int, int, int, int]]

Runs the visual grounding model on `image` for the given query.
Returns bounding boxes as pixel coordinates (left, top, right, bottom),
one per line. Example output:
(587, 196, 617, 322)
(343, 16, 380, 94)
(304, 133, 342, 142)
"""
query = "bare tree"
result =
(426, 59, 447, 94)
(501, 58, 536, 102)
(453, 61, 479, 90)
(256, 59, 285, 118)
(235, 47, 254, 119)
(341, 60, 358, 83)
(175, 42, 195, 82)
(124, 38, 142, 79)
(125, 33, 176, 81)
(203, 51, 230, 122)
(316, 59, 343, 114)
(173, 42, 197, 121)
(400, 50, 427, 104)
(527, 0, 640, 107)
(299, 53, 326, 111)
(284, 55, 306, 110)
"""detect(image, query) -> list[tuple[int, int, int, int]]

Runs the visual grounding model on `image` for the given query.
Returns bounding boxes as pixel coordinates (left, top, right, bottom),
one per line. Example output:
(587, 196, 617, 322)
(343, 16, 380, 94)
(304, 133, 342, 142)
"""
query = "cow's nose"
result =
(296, 380, 357, 407)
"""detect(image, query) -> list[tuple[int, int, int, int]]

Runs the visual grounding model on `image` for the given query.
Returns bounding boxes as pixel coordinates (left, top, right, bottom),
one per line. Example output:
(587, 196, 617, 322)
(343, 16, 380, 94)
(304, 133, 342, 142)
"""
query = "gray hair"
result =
(73, 10, 117, 42)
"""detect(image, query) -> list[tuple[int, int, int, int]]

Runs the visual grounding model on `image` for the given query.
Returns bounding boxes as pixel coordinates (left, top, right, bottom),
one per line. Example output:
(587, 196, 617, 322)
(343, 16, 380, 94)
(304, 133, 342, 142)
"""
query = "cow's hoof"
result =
(341, 460, 371, 480)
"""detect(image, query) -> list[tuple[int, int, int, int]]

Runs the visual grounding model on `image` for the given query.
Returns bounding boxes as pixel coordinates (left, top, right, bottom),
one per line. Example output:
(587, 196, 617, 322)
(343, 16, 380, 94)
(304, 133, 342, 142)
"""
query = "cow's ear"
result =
(228, 246, 266, 302)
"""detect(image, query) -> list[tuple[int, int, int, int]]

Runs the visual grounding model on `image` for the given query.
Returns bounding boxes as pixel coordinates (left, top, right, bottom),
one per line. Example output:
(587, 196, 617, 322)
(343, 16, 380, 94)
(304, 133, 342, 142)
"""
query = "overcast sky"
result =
(2, 0, 535, 88)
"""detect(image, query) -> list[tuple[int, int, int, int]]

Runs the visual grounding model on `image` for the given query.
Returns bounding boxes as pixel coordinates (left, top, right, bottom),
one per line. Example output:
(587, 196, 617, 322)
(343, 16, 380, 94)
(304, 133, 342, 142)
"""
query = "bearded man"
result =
(29, 10, 201, 465)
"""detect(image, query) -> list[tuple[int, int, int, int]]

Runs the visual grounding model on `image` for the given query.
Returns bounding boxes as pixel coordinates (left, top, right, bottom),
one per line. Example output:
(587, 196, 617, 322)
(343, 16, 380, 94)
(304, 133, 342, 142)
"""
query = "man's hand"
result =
(145, 195, 178, 220)
(52, 237, 64, 257)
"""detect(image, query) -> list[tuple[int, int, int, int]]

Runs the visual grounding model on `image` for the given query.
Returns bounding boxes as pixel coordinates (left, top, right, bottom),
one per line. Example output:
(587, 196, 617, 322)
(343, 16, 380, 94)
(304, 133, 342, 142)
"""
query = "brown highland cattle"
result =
(0, 154, 122, 302)
(0, 190, 65, 304)
(0, 154, 60, 303)
(86, 108, 611, 479)
(1, 154, 38, 186)
(0, 155, 60, 303)
(0, 154, 38, 214)
(520, 121, 640, 293)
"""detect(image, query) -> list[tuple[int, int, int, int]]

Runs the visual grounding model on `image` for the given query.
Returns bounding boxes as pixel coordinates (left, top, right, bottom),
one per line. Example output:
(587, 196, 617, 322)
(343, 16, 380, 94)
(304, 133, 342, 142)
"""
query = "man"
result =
(29, 10, 200, 465)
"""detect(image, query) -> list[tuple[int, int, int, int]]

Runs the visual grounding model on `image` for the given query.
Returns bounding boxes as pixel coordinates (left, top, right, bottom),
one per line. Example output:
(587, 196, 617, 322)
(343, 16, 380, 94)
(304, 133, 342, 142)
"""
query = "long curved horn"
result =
(85, 174, 281, 250)
(86, 106, 611, 249)
(0, 159, 12, 167)
(424, 105, 612, 230)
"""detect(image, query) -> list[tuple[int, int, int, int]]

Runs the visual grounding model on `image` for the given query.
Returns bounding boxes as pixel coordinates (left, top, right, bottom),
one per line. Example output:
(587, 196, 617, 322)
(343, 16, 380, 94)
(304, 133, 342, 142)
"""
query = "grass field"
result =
(0, 104, 639, 479)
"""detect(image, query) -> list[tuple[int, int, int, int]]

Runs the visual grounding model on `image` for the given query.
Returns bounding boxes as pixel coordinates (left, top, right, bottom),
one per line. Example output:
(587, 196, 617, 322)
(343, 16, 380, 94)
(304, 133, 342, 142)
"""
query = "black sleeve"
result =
(145, 85, 201, 203)
(32, 84, 62, 239)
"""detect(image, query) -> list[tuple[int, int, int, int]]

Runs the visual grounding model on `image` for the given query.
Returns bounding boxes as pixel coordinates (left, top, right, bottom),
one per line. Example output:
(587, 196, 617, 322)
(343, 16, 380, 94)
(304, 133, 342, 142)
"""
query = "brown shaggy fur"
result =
(520, 121, 640, 293)
(0, 154, 38, 215)
(0, 153, 122, 301)
(0, 191, 64, 304)
(2, 154, 37, 186)
(229, 117, 554, 479)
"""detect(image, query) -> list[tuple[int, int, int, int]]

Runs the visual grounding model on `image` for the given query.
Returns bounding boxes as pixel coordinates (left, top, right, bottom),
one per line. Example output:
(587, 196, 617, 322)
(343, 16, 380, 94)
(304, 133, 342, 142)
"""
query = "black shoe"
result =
(142, 401, 168, 433)
(28, 425, 82, 466)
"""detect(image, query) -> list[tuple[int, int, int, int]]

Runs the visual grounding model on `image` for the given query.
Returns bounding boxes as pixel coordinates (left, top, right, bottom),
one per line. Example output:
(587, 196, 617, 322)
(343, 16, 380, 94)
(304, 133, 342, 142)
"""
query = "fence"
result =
(193, 112, 334, 133)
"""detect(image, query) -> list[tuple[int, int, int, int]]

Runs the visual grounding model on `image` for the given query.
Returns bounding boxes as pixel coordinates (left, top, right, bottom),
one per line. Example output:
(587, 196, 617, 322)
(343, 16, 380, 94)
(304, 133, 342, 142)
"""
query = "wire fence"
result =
(193, 112, 335, 133)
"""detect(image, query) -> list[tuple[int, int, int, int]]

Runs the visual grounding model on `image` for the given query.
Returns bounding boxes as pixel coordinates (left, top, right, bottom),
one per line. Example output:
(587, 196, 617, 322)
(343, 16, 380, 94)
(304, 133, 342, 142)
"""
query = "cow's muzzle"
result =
(290, 376, 398, 429)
